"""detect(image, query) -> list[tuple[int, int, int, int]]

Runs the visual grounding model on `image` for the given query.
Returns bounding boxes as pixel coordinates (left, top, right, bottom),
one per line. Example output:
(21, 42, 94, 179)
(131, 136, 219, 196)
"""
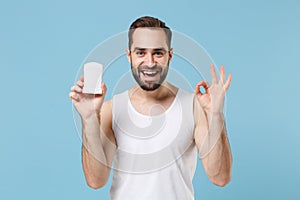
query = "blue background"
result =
(1, 0, 299, 199)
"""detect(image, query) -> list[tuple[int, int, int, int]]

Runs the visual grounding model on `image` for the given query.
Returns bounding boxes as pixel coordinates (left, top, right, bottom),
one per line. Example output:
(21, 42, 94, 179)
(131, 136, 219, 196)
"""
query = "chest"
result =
(129, 96, 176, 116)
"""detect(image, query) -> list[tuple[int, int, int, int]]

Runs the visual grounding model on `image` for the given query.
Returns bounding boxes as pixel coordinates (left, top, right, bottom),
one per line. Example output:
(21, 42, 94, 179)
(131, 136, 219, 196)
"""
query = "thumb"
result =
(101, 82, 107, 96)
(94, 82, 107, 98)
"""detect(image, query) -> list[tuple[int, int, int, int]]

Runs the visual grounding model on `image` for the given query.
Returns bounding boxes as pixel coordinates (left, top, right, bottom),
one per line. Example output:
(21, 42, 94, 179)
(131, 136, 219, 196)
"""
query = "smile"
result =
(141, 70, 160, 77)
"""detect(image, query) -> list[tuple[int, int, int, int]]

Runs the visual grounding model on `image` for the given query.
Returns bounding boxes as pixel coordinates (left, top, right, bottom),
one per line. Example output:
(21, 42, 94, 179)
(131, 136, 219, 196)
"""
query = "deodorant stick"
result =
(82, 62, 103, 94)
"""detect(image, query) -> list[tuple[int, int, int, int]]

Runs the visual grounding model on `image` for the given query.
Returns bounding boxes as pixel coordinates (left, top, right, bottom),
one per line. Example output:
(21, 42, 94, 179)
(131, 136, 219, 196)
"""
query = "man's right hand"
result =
(69, 76, 107, 119)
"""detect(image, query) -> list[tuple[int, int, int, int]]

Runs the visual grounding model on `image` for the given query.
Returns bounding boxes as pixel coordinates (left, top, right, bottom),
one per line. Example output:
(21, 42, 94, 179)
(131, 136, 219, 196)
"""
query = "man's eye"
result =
(136, 51, 145, 56)
(154, 52, 164, 56)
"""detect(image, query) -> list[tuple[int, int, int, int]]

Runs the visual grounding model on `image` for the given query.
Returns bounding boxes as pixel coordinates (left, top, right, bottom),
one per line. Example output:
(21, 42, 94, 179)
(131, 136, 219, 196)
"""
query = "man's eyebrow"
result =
(133, 47, 168, 51)
(133, 47, 146, 51)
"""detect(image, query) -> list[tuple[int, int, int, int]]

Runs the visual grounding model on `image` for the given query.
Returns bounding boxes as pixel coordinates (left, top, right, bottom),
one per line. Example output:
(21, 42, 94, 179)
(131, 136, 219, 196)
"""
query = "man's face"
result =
(127, 28, 173, 91)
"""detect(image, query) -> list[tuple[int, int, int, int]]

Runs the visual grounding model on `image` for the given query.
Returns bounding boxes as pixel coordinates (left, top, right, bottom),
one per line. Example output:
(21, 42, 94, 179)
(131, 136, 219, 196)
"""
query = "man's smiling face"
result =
(127, 28, 173, 91)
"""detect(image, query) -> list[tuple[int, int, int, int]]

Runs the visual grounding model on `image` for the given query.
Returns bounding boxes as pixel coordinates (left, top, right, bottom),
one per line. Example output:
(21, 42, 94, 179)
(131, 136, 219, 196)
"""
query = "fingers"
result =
(194, 81, 209, 95)
(211, 64, 232, 90)
(220, 65, 225, 84)
(71, 85, 82, 93)
(69, 76, 84, 101)
(69, 91, 80, 101)
(224, 73, 232, 91)
(210, 64, 218, 84)
(219, 65, 232, 91)
(76, 79, 84, 88)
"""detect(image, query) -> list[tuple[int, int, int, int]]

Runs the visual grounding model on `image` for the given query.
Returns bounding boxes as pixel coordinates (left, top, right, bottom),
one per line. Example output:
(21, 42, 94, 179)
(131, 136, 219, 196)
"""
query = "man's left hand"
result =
(194, 64, 232, 114)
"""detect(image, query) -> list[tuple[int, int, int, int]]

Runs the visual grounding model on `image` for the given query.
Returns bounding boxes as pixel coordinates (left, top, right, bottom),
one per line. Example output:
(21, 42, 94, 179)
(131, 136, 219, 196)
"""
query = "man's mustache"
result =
(138, 65, 163, 72)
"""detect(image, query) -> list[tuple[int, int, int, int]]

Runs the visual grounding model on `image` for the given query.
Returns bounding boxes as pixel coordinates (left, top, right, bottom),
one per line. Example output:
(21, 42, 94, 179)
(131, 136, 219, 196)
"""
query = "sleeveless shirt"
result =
(110, 88, 197, 200)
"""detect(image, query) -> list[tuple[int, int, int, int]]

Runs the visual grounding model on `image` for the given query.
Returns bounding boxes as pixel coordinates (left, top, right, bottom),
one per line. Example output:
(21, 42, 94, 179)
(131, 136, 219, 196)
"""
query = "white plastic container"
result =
(82, 62, 103, 94)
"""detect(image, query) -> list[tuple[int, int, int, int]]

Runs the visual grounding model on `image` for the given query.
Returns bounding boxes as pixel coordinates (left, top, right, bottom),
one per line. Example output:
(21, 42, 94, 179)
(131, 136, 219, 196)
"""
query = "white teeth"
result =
(143, 71, 157, 75)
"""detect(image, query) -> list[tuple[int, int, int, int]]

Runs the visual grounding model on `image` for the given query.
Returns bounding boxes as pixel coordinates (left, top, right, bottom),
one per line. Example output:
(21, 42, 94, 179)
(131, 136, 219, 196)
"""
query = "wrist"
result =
(204, 108, 223, 115)
(81, 112, 100, 124)
(205, 110, 224, 119)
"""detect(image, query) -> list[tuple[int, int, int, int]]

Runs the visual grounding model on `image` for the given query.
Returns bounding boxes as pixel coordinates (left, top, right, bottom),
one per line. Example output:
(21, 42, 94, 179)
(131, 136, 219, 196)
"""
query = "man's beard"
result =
(131, 62, 169, 91)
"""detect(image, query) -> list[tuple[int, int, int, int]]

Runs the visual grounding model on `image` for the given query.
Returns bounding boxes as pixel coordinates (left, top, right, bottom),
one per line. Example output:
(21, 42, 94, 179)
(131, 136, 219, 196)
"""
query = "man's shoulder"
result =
(103, 99, 112, 107)
(178, 88, 195, 100)
(179, 88, 194, 95)
(102, 99, 112, 115)
(103, 89, 130, 105)
(167, 82, 194, 96)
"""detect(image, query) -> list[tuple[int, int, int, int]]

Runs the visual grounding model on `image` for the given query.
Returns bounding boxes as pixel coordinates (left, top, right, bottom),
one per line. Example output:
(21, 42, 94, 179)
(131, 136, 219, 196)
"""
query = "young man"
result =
(69, 16, 232, 200)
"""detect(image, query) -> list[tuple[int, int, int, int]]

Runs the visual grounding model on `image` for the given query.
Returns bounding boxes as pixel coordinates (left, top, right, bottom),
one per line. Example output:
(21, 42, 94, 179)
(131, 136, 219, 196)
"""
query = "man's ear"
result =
(169, 48, 174, 62)
(126, 48, 131, 63)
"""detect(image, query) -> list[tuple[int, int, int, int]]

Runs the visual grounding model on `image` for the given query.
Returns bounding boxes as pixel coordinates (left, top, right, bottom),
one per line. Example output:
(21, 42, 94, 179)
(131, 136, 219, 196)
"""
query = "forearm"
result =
(201, 112, 232, 186)
(81, 114, 110, 188)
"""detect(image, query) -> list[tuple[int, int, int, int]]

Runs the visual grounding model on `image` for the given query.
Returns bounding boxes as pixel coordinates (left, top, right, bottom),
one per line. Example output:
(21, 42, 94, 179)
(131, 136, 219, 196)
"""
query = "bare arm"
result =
(193, 65, 232, 186)
(194, 98, 232, 186)
(69, 77, 116, 189)
(81, 101, 116, 189)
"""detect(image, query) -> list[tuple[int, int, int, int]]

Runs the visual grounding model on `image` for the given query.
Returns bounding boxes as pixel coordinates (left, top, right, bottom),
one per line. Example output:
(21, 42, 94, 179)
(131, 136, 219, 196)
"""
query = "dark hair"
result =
(128, 16, 172, 49)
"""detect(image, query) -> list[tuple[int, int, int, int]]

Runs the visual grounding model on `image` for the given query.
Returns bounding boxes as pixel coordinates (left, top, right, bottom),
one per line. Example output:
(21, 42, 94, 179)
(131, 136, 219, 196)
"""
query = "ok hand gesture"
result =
(194, 64, 232, 113)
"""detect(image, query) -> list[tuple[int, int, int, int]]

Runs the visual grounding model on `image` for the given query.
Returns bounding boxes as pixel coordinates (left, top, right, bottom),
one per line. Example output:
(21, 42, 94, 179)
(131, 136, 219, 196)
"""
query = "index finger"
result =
(194, 81, 209, 95)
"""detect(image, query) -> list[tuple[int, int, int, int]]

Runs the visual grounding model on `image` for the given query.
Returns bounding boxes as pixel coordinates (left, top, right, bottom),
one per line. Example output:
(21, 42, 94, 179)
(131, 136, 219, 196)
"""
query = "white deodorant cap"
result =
(82, 62, 103, 94)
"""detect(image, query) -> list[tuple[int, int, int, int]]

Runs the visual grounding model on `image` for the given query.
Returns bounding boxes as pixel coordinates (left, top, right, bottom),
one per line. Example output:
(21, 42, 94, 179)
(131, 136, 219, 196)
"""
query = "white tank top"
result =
(110, 88, 197, 200)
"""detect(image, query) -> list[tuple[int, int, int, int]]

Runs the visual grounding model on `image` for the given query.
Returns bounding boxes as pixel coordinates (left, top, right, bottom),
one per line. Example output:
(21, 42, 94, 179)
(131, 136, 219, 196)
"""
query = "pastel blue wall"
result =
(1, 0, 299, 199)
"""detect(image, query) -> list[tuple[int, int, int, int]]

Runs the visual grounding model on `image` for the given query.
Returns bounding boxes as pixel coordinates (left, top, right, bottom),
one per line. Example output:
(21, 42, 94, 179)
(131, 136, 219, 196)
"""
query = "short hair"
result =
(128, 16, 172, 50)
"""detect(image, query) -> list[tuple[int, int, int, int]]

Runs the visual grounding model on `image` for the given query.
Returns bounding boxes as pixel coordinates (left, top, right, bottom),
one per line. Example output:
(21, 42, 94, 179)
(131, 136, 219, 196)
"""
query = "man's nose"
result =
(144, 53, 156, 67)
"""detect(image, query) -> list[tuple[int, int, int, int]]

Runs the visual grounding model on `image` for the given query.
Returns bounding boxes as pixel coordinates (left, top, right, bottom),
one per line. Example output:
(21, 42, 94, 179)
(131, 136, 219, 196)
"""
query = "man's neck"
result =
(129, 82, 178, 101)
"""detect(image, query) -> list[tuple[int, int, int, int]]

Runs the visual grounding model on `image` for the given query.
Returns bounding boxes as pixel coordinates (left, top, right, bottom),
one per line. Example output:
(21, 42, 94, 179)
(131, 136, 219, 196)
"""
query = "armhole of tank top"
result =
(192, 93, 196, 137)
(111, 95, 116, 133)
(181, 90, 196, 134)
(191, 92, 196, 132)
(111, 91, 128, 132)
